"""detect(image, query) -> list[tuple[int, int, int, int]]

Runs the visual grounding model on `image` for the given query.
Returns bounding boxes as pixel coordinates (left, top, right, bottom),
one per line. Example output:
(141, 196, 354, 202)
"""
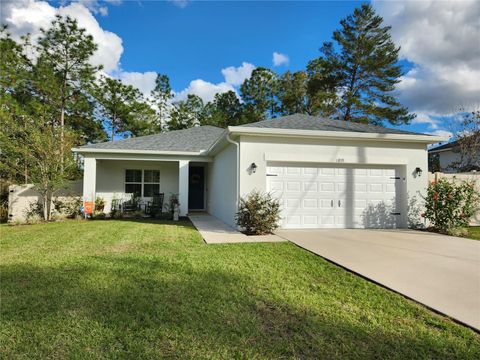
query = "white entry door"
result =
(266, 164, 399, 229)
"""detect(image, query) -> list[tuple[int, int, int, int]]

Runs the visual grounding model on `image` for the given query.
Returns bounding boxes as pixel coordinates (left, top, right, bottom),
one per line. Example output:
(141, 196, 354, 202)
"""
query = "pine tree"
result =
(169, 94, 205, 130)
(240, 67, 279, 121)
(36, 15, 101, 163)
(94, 76, 154, 140)
(202, 91, 244, 128)
(277, 71, 308, 115)
(319, 3, 415, 125)
(151, 73, 173, 130)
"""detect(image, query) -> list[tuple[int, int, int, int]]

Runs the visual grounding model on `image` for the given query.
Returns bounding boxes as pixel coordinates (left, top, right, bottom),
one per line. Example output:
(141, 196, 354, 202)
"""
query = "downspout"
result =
(226, 132, 240, 210)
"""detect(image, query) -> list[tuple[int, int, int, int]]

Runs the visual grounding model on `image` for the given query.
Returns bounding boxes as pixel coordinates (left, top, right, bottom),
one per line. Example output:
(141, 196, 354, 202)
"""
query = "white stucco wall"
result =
(95, 159, 179, 213)
(207, 143, 237, 227)
(238, 135, 429, 229)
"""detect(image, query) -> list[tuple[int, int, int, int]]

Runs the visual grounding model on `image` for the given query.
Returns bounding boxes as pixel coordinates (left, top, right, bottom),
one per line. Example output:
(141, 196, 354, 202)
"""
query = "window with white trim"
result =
(125, 169, 160, 197)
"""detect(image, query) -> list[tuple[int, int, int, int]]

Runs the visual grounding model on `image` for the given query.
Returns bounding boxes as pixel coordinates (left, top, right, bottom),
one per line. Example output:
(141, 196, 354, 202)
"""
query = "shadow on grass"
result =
(1, 255, 478, 359)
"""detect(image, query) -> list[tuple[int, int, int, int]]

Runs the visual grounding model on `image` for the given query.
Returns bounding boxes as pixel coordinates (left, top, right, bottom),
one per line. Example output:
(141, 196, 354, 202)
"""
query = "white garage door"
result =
(267, 164, 399, 229)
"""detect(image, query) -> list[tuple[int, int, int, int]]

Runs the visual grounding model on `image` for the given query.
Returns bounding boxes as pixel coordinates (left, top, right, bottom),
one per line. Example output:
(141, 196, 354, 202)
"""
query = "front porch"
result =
(82, 156, 210, 216)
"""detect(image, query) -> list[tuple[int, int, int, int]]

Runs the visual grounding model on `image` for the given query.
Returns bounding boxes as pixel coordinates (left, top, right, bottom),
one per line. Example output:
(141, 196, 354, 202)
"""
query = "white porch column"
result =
(83, 157, 97, 206)
(178, 160, 189, 216)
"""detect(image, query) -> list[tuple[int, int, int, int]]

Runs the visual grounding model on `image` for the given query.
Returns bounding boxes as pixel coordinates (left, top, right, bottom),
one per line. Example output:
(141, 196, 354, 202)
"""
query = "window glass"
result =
(125, 183, 142, 196)
(125, 169, 142, 183)
(144, 184, 160, 197)
(144, 170, 160, 183)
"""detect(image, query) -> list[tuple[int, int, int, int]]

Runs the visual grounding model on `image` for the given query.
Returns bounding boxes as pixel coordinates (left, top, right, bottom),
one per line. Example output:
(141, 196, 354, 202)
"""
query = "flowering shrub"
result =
(423, 178, 479, 234)
(236, 190, 281, 235)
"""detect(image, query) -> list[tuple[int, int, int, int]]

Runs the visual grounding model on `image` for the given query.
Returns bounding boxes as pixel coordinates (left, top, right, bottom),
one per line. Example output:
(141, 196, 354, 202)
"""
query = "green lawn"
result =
(1, 220, 479, 359)
(468, 226, 480, 240)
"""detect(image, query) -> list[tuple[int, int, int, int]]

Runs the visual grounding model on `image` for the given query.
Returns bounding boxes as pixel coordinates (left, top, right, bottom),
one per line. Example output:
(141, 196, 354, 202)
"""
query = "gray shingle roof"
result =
(78, 125, 225, 152)
(240, 114, 427, 136)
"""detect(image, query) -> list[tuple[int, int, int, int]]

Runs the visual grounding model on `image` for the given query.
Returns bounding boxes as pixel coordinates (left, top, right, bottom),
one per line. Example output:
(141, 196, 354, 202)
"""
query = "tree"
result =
(277, 71, 308, 115)
(0, 93, 77, 220)
(37, 15, 101, 164)
(449, 111, 480, 171)
(240, 67, 279, 122)
(306, 56, 341, 117)
(0, 28, 34, 184)
(94, 76, 155, 140)
(202, 91, 244, 128)
(151, 73, 173, 130)
(169, 94, 205, 130)
(318, 4, 414, 125)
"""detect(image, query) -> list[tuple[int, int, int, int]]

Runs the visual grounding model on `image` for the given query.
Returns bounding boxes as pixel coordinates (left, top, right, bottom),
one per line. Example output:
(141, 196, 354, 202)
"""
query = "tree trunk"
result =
(111, 114, 116, 141)
(344, 65, 358, 122)
(42, 192, 49, 221)
(60, 75, 67, 172)
(43, 189, 52, 221)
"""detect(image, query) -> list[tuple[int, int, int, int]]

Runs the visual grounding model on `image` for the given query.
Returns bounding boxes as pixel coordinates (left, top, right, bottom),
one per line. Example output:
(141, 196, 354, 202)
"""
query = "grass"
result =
(468, 226, 480, 240)
(1, 220, 479, 359)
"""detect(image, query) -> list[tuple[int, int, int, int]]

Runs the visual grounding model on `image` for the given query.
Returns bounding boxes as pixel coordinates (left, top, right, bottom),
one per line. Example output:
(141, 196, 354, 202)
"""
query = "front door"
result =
(188, 166, 205, 210)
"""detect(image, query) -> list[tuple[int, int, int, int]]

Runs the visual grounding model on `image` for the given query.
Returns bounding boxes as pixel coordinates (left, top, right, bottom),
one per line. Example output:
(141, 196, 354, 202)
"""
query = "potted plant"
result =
(95, 196, 105, 212)
(169, 194, 180, 221)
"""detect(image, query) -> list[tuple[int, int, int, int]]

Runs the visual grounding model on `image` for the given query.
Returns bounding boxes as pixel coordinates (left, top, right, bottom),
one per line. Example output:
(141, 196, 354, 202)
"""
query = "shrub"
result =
(53, 197, 82, 218)
(24, 200, 43, 223)
(93, 211, 106, 220)
(423, 178, 479, 234)
(95, 196, 105, 212)
(236, 190, 281, 235)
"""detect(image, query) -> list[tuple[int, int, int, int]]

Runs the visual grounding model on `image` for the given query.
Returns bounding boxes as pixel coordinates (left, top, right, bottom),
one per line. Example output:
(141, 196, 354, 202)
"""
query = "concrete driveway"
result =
(276, 229, 480, 330)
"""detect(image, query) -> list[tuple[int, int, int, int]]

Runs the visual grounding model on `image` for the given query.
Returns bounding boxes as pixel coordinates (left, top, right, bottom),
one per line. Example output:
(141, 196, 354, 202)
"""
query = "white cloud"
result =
(272, 51, 289, 67)
(412, 112, 440, 130)
(175, 61, 256, 103)
(221, 62, 255, 86)
(169, 0, 189, 9)
(1, 0, 124, 72)
(175, 79, 236, 103)
(374, 0, 480, 115)
(427, 129, 453, 140)
(118, 71, 157, 95)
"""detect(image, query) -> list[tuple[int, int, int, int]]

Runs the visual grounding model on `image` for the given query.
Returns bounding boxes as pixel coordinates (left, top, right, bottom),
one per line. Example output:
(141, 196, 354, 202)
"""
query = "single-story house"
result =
(428, 137, 480, 173)
(72, 114, 442, 229)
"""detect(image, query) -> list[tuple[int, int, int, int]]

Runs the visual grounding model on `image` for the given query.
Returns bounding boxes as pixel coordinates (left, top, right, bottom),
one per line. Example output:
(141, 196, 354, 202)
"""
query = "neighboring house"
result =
(72, 114, 442, 229)
(428, 138, 480, 173)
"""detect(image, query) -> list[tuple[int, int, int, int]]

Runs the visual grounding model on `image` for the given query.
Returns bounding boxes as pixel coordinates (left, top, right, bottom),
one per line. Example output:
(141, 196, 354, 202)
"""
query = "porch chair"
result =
(146, 193, 164, 217)
(122, 195, 140, 212)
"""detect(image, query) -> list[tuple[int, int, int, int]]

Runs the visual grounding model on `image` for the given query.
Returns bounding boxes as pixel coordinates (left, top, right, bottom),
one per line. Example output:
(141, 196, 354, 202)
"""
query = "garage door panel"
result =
(267, 164, 399, 229)
(320, 168, 335, 176)
(370, 183, 384, 192)
(285, 198, 300, 208)
(321, 182, 335, 191)
(304, 181, 318, 192)
(286, 181, 301, 192)
(286, 167, 301, 175)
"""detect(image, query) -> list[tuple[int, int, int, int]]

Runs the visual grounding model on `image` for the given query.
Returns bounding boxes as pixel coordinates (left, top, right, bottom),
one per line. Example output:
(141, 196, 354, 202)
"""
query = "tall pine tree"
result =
(94, 76, 154, 140)
(319, 3, 414, 125)
(36, 15, 102, 162)
(240, 67, 279, 122)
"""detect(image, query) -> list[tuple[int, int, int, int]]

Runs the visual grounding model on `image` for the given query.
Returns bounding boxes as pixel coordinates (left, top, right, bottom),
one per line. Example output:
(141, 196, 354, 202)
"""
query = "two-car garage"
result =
(266, 164, 402, 229)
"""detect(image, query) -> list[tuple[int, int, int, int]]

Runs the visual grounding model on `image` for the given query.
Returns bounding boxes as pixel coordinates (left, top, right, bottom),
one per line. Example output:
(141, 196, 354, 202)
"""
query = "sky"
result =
(1, 0, 480, 139)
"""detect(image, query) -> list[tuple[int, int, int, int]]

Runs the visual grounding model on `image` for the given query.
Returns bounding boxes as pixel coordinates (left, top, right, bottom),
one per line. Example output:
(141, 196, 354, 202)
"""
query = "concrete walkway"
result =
(189, 213, 285, 244)
(276, 229, 480, 331)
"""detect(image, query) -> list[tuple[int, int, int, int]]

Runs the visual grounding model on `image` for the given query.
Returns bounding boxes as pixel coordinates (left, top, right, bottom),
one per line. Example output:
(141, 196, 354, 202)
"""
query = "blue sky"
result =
(101, 1, 358, 90)
(3, 1, 479, 138)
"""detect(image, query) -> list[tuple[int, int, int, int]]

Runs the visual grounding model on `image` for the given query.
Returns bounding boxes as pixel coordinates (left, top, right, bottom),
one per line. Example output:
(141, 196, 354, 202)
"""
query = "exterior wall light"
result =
(250, 163, 257, 174)
(414, 167, 423, 177)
